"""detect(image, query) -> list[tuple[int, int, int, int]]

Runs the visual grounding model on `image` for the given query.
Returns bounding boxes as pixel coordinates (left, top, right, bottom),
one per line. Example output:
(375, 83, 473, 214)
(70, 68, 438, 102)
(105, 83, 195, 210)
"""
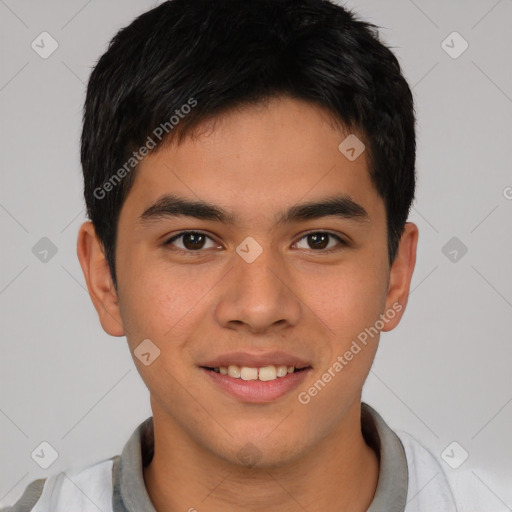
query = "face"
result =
(78, 96, 417, 468)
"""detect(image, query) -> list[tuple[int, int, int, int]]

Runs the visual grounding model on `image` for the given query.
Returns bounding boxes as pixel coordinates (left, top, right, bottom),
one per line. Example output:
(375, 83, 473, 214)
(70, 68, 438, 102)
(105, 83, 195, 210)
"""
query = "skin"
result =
(77, 96, 418, 512)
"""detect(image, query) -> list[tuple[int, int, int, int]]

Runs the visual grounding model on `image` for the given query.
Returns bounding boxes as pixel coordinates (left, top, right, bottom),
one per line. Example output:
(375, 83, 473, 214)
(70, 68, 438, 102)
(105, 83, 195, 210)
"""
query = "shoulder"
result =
(394, 429, 458, 511)
(1, 456, 118, 512)
(397, 430, 505, 512)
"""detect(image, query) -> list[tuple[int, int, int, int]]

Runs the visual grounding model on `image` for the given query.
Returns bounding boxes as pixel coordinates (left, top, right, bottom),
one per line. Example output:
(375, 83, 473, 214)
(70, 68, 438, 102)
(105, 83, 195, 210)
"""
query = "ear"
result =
(76, 221, 125, 337)
(381, 222, 418, 332)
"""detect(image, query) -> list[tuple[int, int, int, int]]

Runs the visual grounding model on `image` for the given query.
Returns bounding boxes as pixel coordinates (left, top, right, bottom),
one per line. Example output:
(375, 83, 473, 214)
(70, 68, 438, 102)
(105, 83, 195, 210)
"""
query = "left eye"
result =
(294, 232, 345, 251)
(165, 231, 218, 251)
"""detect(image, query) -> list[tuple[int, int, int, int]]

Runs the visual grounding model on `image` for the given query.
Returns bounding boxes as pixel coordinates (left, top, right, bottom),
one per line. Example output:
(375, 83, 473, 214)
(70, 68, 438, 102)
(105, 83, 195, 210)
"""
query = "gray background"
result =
(1, 0, 511, 510)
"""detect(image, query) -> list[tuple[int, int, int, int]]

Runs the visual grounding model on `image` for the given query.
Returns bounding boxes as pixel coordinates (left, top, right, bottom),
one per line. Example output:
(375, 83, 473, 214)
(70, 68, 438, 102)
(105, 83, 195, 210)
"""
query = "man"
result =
(3, 0, 460, 510)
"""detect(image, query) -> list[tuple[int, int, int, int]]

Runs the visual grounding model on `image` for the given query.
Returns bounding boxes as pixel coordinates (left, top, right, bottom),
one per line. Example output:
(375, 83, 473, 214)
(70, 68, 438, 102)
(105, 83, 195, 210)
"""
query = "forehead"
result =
(121, 97, 383, 225)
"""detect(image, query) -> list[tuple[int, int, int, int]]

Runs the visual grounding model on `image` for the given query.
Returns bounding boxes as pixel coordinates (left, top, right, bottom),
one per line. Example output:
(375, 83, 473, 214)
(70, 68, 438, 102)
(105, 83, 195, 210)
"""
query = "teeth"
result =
(259, 365, 277, 381)
(240, 367, 258, 380)
(228, 365, 241, 378)
(216, 364, 301, 381)
(276, 365, 288, 377)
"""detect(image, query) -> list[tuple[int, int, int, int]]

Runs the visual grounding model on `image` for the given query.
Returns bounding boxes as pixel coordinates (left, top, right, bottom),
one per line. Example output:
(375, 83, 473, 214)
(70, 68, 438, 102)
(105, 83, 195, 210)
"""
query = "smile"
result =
(204, 364, 309, 382)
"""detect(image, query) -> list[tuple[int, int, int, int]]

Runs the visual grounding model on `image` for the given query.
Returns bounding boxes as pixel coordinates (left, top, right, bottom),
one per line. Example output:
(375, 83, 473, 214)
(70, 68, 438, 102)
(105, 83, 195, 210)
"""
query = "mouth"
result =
(201, 364, 310, 382)
(199, 352, 313, 403)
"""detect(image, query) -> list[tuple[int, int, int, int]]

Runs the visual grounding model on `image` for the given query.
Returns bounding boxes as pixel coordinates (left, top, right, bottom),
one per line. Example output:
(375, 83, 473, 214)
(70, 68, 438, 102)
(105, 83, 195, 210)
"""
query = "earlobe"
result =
(381, 222, 418, 332)
(76, 221, 125, 337)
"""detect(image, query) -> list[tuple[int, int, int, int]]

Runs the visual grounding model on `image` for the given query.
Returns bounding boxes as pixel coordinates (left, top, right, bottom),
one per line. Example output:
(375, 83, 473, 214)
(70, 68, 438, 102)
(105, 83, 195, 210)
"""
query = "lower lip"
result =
(202, 368, 311, 403)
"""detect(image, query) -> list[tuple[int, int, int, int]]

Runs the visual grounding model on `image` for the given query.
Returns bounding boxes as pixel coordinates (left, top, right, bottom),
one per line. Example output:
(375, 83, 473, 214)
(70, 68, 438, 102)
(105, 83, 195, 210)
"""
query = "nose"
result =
(214, 245, 302, 334)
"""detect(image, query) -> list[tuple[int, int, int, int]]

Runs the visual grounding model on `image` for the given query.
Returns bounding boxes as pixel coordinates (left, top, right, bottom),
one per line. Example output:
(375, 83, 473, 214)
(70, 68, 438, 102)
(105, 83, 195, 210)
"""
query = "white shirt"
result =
(2, 403, 461, 511)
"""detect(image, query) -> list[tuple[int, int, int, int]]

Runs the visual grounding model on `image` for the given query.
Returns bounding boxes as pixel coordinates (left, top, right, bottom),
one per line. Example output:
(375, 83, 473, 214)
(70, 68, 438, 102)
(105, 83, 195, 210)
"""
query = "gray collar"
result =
(111, 402, 408, 511)
(363, 403, 408, 511)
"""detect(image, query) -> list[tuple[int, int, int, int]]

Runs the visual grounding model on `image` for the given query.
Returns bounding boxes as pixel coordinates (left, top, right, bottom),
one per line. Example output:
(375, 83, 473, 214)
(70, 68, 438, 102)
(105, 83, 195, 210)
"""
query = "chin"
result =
(213, 434, 307, 470)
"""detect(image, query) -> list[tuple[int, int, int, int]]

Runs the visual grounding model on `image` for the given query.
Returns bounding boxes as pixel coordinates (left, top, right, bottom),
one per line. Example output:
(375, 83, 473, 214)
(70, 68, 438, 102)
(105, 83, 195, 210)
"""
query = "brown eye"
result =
(307, 233, 329, 249)
(295, 232, 345, 251)
(165, 231, 217, 251)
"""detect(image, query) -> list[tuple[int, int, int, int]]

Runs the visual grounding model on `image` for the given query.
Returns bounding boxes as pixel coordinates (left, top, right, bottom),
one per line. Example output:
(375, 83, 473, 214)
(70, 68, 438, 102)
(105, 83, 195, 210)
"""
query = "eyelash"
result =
(163, 230, 347, 255)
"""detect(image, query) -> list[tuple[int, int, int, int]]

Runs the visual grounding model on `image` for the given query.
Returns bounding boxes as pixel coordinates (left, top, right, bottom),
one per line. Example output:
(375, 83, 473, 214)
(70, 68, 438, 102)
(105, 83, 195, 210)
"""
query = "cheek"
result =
(117, 253, 220, 350)
(294, 267, 387, 423)
(303, 261, 389, 340)
(117, 265, 204, 393)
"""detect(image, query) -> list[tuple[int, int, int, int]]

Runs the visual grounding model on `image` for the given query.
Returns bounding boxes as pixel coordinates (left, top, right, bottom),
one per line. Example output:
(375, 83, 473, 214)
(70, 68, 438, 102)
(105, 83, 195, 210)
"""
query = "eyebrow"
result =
(138, 193, 369, 227)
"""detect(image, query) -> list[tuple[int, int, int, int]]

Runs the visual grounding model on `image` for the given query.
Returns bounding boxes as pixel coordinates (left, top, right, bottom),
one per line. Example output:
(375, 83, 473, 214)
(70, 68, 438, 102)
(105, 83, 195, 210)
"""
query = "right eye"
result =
(164, 231, 221, 253)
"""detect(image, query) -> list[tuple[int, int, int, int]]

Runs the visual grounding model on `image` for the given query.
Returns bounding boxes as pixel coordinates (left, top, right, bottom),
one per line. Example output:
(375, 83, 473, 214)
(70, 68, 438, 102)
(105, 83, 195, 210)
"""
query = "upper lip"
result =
(200, 350, 312, 369)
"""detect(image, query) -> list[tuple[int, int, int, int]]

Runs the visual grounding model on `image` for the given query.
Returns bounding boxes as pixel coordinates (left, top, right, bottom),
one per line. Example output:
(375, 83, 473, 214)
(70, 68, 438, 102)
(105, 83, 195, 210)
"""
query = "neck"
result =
(143, 400, 379, 512)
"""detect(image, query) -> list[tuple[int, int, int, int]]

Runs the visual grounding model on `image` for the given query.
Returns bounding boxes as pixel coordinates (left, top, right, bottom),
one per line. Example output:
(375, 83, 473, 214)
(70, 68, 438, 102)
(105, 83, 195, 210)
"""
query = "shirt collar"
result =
(112, 402, 408, 511)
